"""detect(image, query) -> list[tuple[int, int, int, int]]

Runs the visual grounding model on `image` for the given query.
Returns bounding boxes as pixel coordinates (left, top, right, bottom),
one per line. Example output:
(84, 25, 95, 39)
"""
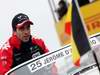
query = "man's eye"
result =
(27, 27, 30, 30)
(26, 25, 30, 30)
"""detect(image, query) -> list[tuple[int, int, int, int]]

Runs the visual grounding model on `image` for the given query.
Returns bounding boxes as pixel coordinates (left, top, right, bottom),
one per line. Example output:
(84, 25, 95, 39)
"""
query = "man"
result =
(0, 13, 48, 75)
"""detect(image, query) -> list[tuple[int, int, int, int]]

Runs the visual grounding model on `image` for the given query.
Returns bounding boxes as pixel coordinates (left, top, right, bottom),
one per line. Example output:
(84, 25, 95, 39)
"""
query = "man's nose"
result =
(24, 29, 29, 35)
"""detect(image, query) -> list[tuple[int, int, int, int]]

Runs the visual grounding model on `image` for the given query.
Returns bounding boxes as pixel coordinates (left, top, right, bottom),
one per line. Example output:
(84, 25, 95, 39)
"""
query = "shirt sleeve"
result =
(0, 41, 13, 75)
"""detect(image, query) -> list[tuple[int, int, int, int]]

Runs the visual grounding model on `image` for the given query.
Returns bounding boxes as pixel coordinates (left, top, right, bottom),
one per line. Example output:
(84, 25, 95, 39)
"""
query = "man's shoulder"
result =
(31, 36, 44, 44)
(31, 36, 48, 53)
(0, 35, 20, 51)
(0, 39, 12, 52)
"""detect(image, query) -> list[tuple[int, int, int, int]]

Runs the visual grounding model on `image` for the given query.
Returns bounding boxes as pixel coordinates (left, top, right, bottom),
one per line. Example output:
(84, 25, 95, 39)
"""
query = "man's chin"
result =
(22, 38, 29, 42)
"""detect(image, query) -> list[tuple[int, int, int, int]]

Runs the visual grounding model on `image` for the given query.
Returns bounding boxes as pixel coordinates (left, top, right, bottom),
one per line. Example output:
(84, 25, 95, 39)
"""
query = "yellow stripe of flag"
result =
(71, 0, 91, 67)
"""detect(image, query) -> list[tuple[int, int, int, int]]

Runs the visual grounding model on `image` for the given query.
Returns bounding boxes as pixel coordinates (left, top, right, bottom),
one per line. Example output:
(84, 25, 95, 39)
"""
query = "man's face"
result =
(15, 24, 31, 42)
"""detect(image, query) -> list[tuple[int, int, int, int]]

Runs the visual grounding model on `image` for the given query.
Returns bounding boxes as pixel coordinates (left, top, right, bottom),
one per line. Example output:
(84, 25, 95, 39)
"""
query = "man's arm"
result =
(0, 41, 13, 75)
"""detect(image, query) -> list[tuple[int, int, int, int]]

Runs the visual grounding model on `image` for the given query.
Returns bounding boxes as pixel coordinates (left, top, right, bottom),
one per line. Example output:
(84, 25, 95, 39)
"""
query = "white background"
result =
(0, 0, 62, 51)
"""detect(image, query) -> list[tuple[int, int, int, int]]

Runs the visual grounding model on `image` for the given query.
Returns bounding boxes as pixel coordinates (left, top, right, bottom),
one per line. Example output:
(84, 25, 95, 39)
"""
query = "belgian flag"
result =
(71, 0, 91, 67)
